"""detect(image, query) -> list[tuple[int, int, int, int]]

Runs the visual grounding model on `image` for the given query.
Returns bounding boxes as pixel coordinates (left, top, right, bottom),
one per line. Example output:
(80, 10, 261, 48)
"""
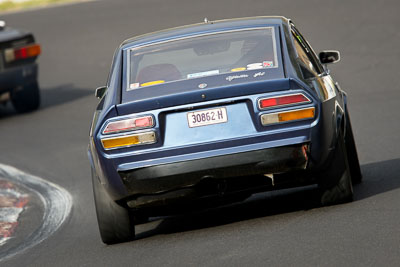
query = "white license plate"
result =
(187, 107, 228, 128)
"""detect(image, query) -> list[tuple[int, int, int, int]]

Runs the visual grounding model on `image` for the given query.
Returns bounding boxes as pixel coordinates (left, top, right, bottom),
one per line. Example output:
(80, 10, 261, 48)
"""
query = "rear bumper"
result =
(119, 143, 309, 208)
(0, 63, 38, 93)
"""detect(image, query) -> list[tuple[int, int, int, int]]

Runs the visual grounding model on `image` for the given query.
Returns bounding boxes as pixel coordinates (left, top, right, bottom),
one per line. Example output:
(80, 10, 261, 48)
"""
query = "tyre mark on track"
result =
(0, 163, 72, 262)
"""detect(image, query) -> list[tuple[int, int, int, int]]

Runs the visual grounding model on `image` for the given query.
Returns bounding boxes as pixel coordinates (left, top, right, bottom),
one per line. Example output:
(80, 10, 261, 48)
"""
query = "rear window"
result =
(128, 27, 279, 90)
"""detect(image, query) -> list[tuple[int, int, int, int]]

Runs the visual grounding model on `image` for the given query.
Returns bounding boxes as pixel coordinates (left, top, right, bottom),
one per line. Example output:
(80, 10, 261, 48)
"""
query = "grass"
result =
(0, 0, 83, 12)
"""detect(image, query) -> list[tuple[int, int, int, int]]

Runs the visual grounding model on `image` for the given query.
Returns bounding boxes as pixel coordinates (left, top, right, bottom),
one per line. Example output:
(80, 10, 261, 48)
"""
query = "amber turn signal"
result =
(101, 132, 156, 150)
(261, 107, 315, 126)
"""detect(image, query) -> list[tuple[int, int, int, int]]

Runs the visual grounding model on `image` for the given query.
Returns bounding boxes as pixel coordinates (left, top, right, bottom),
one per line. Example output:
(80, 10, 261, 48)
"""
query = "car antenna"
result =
(204, 17, 213, 24)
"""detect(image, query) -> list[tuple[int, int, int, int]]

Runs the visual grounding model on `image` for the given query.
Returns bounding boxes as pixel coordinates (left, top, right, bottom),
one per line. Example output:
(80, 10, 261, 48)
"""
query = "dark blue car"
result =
(88, 16, 362, 244)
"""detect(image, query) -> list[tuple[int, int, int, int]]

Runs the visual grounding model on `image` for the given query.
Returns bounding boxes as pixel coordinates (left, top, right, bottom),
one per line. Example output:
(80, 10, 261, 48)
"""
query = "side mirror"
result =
(319, 50, 340, 64)
(95, 86, 107, 99)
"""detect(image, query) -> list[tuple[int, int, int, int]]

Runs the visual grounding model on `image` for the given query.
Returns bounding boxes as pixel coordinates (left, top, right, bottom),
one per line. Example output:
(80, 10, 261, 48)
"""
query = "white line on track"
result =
(0, 163, 72, 262)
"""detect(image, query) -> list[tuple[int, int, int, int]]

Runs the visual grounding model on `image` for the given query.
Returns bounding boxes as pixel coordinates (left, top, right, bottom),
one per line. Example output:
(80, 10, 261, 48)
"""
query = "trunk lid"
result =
(116, 78, 290, 115)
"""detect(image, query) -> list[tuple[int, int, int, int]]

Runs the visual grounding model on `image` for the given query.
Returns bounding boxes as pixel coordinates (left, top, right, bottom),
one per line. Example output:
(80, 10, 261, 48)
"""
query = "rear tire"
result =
(318, 131, 353, 206)
(11, 81, 40, 113)
(92, 170, 135, 244)
(344, 112, 362, 184)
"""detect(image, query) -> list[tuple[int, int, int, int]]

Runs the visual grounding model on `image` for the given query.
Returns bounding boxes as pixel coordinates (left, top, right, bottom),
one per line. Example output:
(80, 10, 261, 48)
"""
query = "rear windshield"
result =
(128, 27, 278, 90)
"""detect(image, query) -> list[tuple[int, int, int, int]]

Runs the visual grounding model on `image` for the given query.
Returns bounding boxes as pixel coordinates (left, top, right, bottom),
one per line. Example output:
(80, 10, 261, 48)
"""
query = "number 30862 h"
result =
(187, 107, 228, 128)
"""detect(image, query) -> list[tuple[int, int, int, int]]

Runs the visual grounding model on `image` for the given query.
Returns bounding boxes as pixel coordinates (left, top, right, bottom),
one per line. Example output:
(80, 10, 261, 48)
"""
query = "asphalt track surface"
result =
(1, 0, 400, 266)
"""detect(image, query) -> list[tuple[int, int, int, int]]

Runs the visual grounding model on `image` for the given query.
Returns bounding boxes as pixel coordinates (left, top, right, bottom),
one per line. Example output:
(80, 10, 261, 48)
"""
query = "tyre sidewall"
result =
(345, 112, 362, 184)
(11, 81, 40, 113)
(318, 130, 354, 205)
(92, 169, 135, 244)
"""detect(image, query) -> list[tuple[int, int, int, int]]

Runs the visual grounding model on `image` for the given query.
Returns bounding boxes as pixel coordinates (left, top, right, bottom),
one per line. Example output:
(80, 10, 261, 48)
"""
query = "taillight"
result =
(101, 115, 156, 150)
(5, 44, 41, 63)
(103, 116, 154, 134)
(102, 132, 156, 150)
(259, 93, 310, 109)
(261, 107, 315, 126)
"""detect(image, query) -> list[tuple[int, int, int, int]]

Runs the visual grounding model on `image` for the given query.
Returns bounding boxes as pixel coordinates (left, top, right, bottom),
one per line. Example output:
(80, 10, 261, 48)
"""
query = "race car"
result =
(0, 20, 40, 113)
(88, 16, 362, 244)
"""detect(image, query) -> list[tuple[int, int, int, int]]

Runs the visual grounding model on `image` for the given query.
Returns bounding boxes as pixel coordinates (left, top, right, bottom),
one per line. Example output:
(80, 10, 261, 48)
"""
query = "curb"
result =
(0, 163, 72, 262)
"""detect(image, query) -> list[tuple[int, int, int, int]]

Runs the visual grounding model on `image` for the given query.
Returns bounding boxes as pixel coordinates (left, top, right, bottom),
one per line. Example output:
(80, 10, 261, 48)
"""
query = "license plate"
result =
(187, 107, 228, 128)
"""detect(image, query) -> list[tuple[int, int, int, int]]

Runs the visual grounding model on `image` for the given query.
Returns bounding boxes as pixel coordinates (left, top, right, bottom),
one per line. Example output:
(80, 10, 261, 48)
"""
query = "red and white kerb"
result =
(0, 180, 29, 246)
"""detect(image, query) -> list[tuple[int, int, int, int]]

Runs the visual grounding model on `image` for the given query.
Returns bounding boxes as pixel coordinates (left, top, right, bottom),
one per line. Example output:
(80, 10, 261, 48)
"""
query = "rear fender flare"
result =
(334, 100, 345, 139)
(341, 91, 349, 137)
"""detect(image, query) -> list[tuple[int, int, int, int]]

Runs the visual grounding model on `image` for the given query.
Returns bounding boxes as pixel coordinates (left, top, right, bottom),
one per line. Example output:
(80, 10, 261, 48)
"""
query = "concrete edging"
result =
(0, 163, 72, 262)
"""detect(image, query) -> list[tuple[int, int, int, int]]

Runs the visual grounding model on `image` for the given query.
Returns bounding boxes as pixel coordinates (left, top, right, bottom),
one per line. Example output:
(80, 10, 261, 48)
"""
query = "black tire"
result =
(318, 131, 353, 206)
(344, 112, 362, 184)
(11, 81, 40, 113)
(92, 169, 135, 244)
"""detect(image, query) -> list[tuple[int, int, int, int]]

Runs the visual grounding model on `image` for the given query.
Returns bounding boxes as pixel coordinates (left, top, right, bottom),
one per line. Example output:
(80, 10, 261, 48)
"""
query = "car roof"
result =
(120, 16, 290, 50)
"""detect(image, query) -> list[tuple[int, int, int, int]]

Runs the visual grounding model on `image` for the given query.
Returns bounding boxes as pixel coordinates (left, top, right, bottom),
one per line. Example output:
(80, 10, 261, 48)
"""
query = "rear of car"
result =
(89, 17, 361, 244)
(0, 21, 40, 112)
(93, 24, 319, 207)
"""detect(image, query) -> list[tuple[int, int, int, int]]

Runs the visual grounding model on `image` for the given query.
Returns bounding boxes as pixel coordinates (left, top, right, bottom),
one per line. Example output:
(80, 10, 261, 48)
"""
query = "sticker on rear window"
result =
(141, 80, 165, 87)
(247, 63, 263, 70)
(263, 61, 274, 68)
(128, 83, 140, 91)
(230, 67, 246, 72)
(187, 70, 219, 79)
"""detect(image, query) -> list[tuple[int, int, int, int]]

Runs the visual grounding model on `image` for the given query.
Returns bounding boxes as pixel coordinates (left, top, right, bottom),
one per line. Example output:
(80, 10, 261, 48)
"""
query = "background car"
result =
(0, 20, 40, 113)
(88, 16, 362, 244)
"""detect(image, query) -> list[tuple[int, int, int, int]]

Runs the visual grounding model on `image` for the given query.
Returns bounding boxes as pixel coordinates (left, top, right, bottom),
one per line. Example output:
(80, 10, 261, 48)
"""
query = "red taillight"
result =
(135, 117, 153, 128)
(259, 94, 310, 109)
(15, 47, 28, 60)
(103, 116, 154, 134)
(5, 44, 41, 63)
